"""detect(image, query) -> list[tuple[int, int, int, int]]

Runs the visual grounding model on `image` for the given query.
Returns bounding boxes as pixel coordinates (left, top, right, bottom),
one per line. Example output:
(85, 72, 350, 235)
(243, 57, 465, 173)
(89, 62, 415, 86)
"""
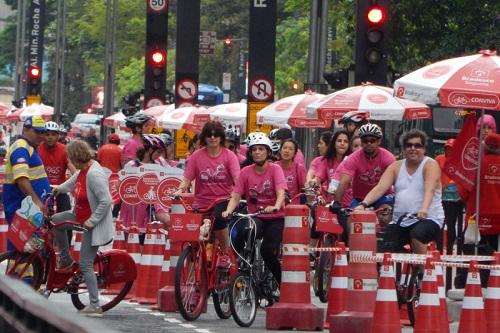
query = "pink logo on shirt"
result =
(199, 164, 228, 184)
(248, 180, 275, 200)
(359, 166, 383, 185)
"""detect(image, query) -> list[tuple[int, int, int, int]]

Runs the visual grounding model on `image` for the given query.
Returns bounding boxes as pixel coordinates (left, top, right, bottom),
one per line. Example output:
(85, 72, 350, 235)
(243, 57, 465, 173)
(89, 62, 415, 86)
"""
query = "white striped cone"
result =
(432, 251, 450, 333)
(458, 261, 487, 333)
(414, 258, 442, 333)
(0, 211, 8, 253)
(485, 252, 500, 331)
(125, 227, 141, 299)
(326, 243, 348, 317)
(159, 239, 171, 288)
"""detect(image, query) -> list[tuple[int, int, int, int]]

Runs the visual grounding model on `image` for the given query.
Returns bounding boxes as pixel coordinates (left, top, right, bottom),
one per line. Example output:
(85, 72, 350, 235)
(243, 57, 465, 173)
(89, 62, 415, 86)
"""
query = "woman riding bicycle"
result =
(222, 132, 287, 285)
(175, 121, 241, 269)
(275, 138, 306, 204)
(51, 140, 114, 317)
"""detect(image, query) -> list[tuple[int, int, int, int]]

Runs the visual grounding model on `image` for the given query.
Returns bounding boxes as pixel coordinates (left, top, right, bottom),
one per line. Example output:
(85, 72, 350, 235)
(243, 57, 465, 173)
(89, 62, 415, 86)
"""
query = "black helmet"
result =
(125, 112, 152, 129)
(224, 124, 240, 142)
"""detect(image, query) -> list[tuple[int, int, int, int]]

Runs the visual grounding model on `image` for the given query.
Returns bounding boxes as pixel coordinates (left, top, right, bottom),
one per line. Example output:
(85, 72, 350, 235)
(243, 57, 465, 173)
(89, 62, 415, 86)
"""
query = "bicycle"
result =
(172, 197, 237, 321)
(0, 194, 136, 312)
(227, 209, 279, 327)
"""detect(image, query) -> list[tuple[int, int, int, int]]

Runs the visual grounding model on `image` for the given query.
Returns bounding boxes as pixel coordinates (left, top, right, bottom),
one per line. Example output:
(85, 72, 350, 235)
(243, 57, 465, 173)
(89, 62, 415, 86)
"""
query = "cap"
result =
(23, 116, 46, 132)
(484, 133, 500, 150)
(109, 133, 120, 142)
(444, 138, 455, 148)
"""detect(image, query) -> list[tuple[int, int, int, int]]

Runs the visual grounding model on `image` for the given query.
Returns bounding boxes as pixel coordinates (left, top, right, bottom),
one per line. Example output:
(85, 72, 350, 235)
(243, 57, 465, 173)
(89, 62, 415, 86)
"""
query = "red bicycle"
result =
(170, 197, 237, 321)
(0, 195, 136, 312)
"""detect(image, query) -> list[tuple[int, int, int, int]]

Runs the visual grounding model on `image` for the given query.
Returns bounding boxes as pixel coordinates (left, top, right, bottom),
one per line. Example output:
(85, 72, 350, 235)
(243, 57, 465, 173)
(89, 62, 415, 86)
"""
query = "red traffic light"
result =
(150, 50, 165, 66)
(367, 6, 385, 25)
(224, 38, 232, 47)
(28, 66, 41, 79)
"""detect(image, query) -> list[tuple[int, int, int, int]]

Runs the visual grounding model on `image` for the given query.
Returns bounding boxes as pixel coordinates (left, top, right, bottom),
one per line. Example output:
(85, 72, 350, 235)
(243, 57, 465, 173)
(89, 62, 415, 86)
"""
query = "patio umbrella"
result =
(143, 103, 175, 118)
(394, 49, 500, 246)
(0, 102, 11, 124)
(193, 102, 247, 126)
(306, 83, 431, 121)
(156, 105, 207, 132)
(103, 112, 127, 130)
(7, 103, 54, 122)
(257, 91, 332, 128)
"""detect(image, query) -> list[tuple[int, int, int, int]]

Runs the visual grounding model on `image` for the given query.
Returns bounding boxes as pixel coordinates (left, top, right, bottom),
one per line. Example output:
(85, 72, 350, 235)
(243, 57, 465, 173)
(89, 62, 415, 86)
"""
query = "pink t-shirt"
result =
(239, 144, 248, 157)
(276, 160, 306, 203)
(234, 162, 288, 219)
(184, 147, 240, 209)
(332, 159, 354, 207)
(294, 149, 305, 167)
(338, 148, 396, 199)
(121, 136, 143, 166)
(309, 156, 341, 201)
(118, 160, 149, 231)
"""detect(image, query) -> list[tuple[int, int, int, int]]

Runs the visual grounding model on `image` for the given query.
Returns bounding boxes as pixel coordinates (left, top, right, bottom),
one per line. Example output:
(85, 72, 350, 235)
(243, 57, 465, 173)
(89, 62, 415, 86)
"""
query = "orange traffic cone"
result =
(0, 209, 8, 253)
(432, 250, 450, 333)
(414, 257, 442, 333)
(125, 225, 142, 300)
(112, 221, 126, 250)
(398, 262, 411, 326)
(325, 242, 347, 328)
(458, 260, 487, 333)
(70, 231, 82, 262)
(371, 253, 401, 333)
(485, 252, 500, 332)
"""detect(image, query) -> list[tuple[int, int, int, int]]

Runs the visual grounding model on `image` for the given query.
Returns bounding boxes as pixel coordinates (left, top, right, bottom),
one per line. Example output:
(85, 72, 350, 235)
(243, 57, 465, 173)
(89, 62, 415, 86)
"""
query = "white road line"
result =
(195, 329, 211, 333)
(135, 307, 152, 312)
(179, 324, 196, 328)
(164, 318, 181, 323)
(149, 312, 166, 316)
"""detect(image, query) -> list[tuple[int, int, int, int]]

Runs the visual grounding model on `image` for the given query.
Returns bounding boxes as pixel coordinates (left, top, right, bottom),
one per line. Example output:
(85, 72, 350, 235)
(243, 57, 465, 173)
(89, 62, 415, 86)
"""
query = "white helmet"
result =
(359, 123, 383, 138)
(248, 132, 273, 150)
(244, 131, 261, 145)
(268, 128, 280, 140)
(45, 121, 60, 132)
(270, 140, 281, 153)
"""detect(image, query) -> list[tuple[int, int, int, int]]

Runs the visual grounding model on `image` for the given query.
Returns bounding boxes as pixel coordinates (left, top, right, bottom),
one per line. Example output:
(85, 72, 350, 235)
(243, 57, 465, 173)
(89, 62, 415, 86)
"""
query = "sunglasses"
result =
(361, 138, 378, 144)
(205, 131, 221, 138)
(404, 142, 424, 149)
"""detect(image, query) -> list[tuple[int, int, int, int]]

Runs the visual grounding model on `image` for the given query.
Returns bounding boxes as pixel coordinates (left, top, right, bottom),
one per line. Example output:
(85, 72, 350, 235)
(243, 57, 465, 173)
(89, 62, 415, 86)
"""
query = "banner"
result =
(443, 116, 478, 191)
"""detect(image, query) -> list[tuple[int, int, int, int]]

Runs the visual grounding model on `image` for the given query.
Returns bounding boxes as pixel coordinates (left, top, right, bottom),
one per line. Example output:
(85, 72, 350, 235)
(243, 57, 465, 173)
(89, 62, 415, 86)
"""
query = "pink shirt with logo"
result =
(276, 160, 306, 203)
(184, 147, 240, 209)
(338, 148, 396, 199)
(309, 156, 341, 201)
(294, 149, 305, 167)
(332, 159, 354, 207)
(121, 136, 143, 166)
(234, 162, 288, 219)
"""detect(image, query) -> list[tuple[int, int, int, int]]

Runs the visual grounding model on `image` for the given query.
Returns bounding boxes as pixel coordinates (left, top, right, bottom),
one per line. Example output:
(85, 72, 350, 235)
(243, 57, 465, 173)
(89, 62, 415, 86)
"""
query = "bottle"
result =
(205, 243, 213, 262)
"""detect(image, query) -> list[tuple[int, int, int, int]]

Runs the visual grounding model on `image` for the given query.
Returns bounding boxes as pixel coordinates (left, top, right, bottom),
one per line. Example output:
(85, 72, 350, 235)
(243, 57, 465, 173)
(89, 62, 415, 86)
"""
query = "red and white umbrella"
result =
(103, 112, 127, 130)
(257, 91, 331, 128)
(143, 103, 175, 118)
(7, 103, 54, 122)
(0, 102, 12, 124)
(193, 102, 247, 125)
(306, 83, 431, 121)
(394, 49, 500, 110)
(156, 105, 207, 132)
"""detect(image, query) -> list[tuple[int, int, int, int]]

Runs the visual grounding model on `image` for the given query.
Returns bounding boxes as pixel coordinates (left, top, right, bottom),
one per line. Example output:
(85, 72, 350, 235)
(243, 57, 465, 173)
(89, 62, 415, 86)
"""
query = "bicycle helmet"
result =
(157, 133, 173, 147)
(125, 112, 152, 129)
(268, 128, 280, 140)
(244, 132, 261, 146)
(224, 124, 240, 142)
(338, 111, 370, 125)
(358, 123, 383, 138)
(270, 140, 280, 153)
(142, 134, 164, 150)
(247, 132, 273, 150)
(58, 126, 68, 133)
(45, 121, 60, 132)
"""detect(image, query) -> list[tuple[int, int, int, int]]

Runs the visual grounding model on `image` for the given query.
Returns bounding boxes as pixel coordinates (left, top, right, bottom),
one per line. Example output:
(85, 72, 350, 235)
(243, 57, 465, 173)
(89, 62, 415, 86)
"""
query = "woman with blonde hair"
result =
(52, 140, 114, 317)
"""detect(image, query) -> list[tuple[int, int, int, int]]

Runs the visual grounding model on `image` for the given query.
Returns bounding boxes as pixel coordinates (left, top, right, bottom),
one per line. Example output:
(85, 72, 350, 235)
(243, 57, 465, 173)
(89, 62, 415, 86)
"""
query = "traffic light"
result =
(223, 38, 233, 48)
(27, 65, 41, 96)
(291, 80, 300, 91)
(149, 49, 166, 92)
(355, 0, 390, 85)
(323, 69, 348, 90)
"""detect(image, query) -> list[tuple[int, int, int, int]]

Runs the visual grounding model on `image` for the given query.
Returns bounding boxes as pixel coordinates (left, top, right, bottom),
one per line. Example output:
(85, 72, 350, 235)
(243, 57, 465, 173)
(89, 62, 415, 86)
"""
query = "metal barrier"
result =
(0, 275, 118, 333)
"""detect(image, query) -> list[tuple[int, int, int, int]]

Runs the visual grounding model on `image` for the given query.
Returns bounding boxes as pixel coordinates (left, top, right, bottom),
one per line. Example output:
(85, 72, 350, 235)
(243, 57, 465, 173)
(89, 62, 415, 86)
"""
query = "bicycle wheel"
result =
(70, 255, 133, 312)
(405, 266, 421, 327)
(175, 245, 207, 321)
(0, 250, 44, 290)
(317, 235, 336, 303)
(212, 269, 232, 319)
(229, 272, 257, 327)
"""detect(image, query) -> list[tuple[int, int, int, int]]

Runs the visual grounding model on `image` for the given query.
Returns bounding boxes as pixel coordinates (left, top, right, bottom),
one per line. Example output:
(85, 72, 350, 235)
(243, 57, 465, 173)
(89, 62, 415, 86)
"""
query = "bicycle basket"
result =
(7, 214, 44, 253)
(169, 213, 203, 242)
(315, 206, 343, 234)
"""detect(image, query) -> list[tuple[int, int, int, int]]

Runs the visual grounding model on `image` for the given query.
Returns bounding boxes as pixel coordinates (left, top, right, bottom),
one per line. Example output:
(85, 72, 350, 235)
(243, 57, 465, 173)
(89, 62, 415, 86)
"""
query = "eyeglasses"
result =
(404, 142, 424, 149)
(361, 138, 378, 144)
(206, 131, 220, 138)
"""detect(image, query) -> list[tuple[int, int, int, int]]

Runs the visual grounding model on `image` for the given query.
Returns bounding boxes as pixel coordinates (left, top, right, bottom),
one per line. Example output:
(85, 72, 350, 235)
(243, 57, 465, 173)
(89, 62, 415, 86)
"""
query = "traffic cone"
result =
(70, 231, 82, 262)
(125, 225, 142, 300)
(325, 242, 347, 328)
(432, 250, 450, 333)
(485, 252, 500, 332)
(398, 262, 411, 326)
(414, 257, 442, 333)
(0, 209, 8, 253)
(458, 261, 487, 333)
(371, 253, 401, 333)
(134, 222, 165, 304)
(112, 221, 126, 250)
(151, 236, 170, 310)
(157, 240, 181, 312)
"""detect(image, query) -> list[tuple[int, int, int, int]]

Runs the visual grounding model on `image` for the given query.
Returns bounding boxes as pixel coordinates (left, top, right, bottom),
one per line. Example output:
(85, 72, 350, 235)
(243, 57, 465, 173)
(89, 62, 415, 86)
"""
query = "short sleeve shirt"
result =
(276, 160, 306, 201)
(38, 142, 70, 185)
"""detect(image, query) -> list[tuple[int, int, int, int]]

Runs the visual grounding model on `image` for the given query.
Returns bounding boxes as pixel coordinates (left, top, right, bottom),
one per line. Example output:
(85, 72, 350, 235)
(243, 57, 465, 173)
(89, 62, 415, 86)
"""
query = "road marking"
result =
(149, 312, 166, 316)
(135, 307, 152, 312)
(195, 329, 211, 333)
(179, 324, 196, 328)
(164, 318, 181, 323)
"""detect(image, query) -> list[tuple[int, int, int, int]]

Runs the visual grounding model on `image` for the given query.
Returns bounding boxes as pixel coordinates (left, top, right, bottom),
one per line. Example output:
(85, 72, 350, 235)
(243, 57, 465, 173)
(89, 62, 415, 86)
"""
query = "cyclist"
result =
(267, 129, 281, 161)
(333, 123, 395, 209)
(272, 126, 305, 166)
(276, 138, 306, 204)
(222, 132, 287, 285)
(224, 124, 245, 162)
(121, 112, 153, 166)
(338, 111, 370, 138)
(306, 131, 333, 201)
(354, 129, 444, 255)
(58, 126, 69, 145)
(176, 121, 240, 269)
(154, 132, 179, 168)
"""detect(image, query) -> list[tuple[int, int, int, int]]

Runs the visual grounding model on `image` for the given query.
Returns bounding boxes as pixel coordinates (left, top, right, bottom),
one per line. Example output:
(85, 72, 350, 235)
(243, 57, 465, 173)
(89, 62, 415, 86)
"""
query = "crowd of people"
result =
(2, 109, 499, 315)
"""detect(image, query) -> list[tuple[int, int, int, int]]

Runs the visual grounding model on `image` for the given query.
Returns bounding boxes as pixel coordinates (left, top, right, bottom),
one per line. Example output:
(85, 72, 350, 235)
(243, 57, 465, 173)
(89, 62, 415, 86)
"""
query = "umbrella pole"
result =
(474, 110, 485, 255)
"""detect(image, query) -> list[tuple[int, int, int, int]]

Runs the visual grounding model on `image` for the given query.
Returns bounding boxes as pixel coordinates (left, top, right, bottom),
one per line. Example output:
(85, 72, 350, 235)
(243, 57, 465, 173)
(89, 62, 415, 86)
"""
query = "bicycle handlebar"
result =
(231, 208, 278, 218)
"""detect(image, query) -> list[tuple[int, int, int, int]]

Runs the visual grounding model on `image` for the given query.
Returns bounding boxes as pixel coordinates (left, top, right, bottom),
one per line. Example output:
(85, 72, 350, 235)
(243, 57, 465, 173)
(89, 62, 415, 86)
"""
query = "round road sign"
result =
(145, 98, 164, 108)
(136, 173, 161, 204)
(156, 177, 182, 207)
(176, 79, 198, 100)
(250, 78, 273, 101)
(118, 176, 141, 205)
(148, 0, 167, 12)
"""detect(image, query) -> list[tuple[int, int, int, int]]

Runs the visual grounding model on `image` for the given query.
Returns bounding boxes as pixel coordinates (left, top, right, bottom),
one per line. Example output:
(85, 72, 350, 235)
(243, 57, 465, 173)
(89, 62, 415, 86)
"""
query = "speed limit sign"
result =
(148, 0, 167, 12)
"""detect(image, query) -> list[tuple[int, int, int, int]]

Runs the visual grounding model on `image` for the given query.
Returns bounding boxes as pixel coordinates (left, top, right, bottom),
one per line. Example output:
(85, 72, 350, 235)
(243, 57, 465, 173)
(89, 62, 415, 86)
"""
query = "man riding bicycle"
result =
(222, 132, 287, 285)
(354, 130, 444, 254)
(338, 111, 370, 139)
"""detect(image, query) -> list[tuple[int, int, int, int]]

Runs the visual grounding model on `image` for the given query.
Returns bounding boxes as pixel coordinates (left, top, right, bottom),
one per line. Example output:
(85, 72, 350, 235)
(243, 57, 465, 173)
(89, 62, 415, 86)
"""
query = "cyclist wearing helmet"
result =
(338, 111, 370, 138)
(333, 123, 395, 209)
(223, 132, 287, 285)
(58, 125, 69, 145)
(176, 121, 240, 269)
(38, 121, 76, 218)
(154, 132, 179, 168)
(273, 127, 305, 166)
(121, 112, 153, 166)
(224, 124, 245, 161)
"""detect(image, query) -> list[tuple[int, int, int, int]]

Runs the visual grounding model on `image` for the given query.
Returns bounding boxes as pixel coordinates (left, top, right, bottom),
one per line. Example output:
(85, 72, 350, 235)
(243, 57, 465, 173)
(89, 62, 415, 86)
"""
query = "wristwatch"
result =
(360, 201, 369, 208)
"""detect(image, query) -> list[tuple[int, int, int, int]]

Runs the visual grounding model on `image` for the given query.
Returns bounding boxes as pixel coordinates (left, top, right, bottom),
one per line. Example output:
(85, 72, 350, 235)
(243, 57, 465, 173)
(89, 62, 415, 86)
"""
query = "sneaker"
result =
(79, 304, 103, 317)
(216, 253, 232, 270)
(56, 256, 74, 272)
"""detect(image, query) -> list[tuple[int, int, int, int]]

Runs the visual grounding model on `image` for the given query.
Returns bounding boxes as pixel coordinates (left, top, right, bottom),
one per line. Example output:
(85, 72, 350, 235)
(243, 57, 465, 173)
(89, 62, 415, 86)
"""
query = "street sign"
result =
(250, 78, 273, 101)
(175, 128, 196, 158)
(118, 176, 141, 205)
(148, 0, 167, 12)
(247, 102, 272, 134)
(145, 97, 164, 108)
(222, 72, 231, 90)
(176, 79, 198, 100)
(156, 177, 182, 207)
(136, 173, 161, 204)
(199, 31, 216, 55)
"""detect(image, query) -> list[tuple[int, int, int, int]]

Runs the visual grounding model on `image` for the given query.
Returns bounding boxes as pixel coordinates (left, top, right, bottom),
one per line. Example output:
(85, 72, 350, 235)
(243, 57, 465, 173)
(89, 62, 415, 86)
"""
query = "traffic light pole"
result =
(14, 0, 27, 101)
(54, 0, 67, 122)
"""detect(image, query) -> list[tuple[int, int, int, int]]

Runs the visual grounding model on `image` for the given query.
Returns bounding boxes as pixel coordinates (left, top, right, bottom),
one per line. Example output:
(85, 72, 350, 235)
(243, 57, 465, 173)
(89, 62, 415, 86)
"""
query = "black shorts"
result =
(211, 200, 230, 231)
(398, 219, 442, 249)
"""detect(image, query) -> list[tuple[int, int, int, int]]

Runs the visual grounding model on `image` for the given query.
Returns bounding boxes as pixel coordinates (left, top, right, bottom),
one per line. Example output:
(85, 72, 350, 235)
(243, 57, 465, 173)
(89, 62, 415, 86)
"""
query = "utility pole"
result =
(14, 0, 27, 102)
(54, 0, 67, 121)
(102, 0, 118, 144)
